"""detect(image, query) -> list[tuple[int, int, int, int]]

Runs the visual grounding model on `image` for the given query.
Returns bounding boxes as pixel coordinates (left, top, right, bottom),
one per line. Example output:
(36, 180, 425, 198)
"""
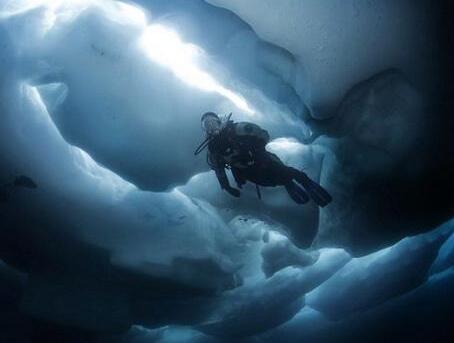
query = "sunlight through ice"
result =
(1, 0, 254, 114)
(0, 0, 146, 35)
(139, 24, 255, 115)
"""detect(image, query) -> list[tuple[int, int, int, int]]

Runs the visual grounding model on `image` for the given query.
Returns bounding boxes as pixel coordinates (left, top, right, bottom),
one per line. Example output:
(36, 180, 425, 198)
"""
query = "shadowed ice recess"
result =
(0, 0, 453, 342)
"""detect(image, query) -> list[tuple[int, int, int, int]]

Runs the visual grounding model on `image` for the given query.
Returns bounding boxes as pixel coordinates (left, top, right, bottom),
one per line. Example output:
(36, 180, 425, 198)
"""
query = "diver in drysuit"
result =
(194, 112, 332, 207)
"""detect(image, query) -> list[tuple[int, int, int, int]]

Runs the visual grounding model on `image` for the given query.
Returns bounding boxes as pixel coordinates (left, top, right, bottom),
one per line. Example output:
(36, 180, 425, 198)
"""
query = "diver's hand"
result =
(225, 187, 241, 198)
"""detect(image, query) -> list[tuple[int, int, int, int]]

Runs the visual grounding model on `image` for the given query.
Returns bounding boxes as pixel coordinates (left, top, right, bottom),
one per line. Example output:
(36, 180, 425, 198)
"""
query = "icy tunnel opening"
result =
(17, 0, 312, 194)
(2, 0, 453, 341)
(8, 0, 322, 251)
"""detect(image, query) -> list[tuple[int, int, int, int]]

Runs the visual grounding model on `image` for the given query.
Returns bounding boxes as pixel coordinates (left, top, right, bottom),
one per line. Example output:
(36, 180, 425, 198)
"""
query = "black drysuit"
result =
(206, 121, 332, 207)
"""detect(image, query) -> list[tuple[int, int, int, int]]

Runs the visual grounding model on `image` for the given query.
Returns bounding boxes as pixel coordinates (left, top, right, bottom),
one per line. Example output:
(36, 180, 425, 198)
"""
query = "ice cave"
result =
(0, 0, 453, 342)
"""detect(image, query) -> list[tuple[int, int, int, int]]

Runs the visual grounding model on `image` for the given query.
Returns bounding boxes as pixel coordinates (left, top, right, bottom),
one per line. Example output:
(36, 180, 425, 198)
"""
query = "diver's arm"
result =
(214, 167, 240, 197)
(214, 167, 230, 189)
(211, 155, 240, 197)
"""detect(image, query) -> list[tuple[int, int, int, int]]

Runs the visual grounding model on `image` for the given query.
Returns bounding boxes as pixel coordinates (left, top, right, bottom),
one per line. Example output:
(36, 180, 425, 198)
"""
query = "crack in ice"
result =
(139, 24, 255, 115)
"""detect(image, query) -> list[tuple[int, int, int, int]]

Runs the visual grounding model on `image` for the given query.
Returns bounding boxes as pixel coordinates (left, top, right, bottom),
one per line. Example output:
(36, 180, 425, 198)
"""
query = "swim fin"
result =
(294, 172, 332, 207)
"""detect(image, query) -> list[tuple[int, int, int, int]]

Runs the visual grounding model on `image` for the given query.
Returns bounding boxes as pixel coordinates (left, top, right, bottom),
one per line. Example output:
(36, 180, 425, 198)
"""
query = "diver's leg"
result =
(288, 167, 332, 207)
(285, 181, 310, 204)
(260, 152, 293, 185)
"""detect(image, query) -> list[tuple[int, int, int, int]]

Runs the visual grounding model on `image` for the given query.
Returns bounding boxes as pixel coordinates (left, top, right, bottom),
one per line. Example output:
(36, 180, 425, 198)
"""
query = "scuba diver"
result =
(194, 112, 332, 207)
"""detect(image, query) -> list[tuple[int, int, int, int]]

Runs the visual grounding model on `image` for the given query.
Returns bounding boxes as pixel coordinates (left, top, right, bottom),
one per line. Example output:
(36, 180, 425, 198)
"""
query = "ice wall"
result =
(1, 0, 312, 192)
(0, 0, 453, 342)
(206, 0, 454, 253)
(206, 0, 440, 117)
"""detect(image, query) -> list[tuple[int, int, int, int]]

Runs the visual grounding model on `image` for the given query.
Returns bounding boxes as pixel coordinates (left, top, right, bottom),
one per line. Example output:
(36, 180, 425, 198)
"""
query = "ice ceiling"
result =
(0, 0, 453, 342)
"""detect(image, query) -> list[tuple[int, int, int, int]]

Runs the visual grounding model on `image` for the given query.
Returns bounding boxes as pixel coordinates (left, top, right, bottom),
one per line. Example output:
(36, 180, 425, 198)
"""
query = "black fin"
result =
(285, 182, 309, 204)
(294, 173, 332, 207)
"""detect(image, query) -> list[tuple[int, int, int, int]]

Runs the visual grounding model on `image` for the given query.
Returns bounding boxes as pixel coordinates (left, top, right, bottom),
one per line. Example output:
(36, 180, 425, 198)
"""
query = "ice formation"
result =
(0, 0, 452, 342)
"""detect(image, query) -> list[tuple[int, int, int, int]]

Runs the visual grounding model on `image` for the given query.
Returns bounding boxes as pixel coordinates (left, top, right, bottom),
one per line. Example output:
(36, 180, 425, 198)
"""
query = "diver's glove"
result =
(225, 186, 241, 198)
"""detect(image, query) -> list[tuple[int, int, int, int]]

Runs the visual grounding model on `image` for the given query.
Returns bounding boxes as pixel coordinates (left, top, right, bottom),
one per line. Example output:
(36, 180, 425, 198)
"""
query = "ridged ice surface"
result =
(0, 1, 452, 342)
